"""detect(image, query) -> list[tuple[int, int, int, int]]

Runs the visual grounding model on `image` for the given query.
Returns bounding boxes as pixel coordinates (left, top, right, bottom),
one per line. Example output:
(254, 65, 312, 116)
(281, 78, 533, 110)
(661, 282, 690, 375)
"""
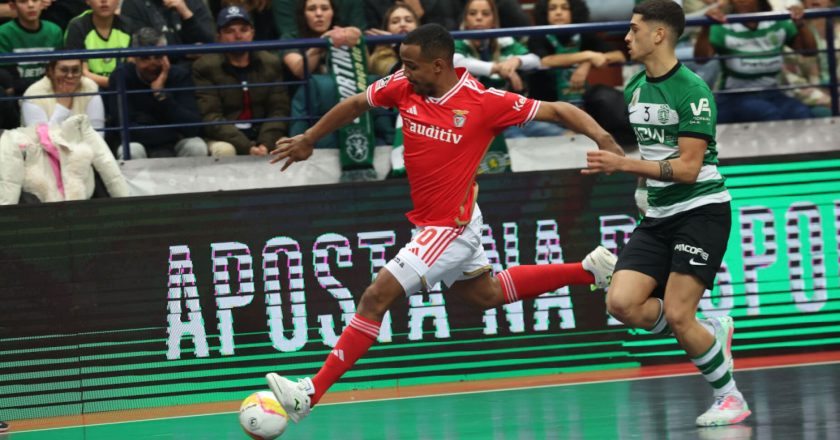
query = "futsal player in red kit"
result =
(266, 23, 625, 423)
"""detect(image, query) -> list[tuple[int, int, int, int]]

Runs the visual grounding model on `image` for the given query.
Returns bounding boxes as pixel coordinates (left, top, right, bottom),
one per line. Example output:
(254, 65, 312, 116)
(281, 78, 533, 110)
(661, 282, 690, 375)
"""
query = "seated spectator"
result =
(21, 59, 105, 132)
(674, 0, 726, 87)
(108, 27, 208, 159)
(193, 5, 290, 156)
(120, 0, 215, 66)
(364, 0, 460, 31)
(528, 0, 626, 103)
(782, 0, 840, 117)
(695, 0, 817, 123)
(366, 2, 419, 77)
(454, 0, 540, 93)
(455, 0, 556, 139)
(65, 0, 134, 88)
(41, 0, 87, 30)
(0, 0, 63, 96)
(273, 0, 364, 41)
(0, 113, 128, 204)
(282, 0, 363, 79)
(207, 0, 278, 41)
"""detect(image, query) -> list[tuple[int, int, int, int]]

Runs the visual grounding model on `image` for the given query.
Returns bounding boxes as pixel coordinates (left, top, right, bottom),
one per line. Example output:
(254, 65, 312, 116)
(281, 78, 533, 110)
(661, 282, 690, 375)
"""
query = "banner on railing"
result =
(1, 153, 839, 421)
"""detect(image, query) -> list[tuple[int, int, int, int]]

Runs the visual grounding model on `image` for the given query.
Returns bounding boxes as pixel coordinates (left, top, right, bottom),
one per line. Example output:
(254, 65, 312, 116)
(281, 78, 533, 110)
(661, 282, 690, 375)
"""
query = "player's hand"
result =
(271, 134, 314, 171)
(582, 150, 624, 175)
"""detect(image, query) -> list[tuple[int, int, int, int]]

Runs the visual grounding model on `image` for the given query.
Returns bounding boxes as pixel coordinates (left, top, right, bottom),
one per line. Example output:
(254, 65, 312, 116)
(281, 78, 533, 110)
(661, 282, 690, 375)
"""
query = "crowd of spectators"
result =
(0, 0, 838, 204)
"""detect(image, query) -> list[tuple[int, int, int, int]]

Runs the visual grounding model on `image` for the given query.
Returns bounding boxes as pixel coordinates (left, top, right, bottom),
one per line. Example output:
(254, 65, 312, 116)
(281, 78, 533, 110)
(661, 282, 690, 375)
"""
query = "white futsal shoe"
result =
(696, 393, 752, 427)
(265, 373, 314, 423)
(712, 316, 735, 375)
(582, 246, 617, 289)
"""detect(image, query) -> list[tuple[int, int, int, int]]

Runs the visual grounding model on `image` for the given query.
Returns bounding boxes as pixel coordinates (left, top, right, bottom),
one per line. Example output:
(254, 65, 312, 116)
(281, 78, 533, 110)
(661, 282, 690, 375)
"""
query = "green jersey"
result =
(624, 63, 731, 218)
(0, 19, 63, 82)
(709, 20, 798, 90)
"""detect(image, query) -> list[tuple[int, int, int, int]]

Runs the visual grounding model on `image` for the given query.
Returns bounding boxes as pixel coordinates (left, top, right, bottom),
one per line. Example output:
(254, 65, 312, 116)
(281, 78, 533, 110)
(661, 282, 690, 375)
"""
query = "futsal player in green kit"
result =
(584, 0, 750, 427)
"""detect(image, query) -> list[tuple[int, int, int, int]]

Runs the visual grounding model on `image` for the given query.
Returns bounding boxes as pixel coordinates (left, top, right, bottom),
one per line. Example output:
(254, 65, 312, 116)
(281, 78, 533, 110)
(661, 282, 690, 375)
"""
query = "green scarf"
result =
(545, 34, 584, 102)
(389, 115, 406, 178)
(328, 36, 377, 181)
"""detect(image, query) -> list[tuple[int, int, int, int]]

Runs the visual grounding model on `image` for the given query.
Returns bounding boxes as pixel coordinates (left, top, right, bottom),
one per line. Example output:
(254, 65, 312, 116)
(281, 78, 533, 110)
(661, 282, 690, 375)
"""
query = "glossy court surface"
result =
(6, 361, 838, 440)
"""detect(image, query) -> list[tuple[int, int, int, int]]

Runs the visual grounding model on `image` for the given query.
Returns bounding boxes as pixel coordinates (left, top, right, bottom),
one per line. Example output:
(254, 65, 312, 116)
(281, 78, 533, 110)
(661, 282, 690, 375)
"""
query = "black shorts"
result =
(614, 201, 731, 297)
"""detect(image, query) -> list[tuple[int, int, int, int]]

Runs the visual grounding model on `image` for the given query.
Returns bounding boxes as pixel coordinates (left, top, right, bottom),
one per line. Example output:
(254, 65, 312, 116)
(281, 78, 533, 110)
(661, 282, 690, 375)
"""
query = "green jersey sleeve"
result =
(781, 19, 799, 46)
(677, 85, 716, 141)
(708, 24, 726, 53)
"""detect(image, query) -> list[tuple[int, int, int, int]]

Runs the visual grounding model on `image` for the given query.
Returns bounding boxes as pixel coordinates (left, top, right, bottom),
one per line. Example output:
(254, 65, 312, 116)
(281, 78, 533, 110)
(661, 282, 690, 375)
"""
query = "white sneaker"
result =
(696, 393, 751, 427)
(265, 373, 314, 423)
(712, 316, 735, 374)
(582, 246, 617, 289)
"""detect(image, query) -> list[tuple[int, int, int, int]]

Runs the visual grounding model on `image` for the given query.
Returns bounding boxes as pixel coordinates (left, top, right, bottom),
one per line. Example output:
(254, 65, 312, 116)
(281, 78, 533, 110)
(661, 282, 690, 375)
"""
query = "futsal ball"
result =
(239, 391, 289, 439)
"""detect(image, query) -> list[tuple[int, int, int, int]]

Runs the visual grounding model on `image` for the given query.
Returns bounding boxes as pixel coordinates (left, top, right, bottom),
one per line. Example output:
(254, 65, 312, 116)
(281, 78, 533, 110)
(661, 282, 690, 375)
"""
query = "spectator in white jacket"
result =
(21, 59, 105, 135)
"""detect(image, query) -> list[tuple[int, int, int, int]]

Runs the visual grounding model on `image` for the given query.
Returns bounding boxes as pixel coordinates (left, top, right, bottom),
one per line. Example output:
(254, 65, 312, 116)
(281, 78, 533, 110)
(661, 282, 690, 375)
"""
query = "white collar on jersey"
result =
(425, 67, 470, 106)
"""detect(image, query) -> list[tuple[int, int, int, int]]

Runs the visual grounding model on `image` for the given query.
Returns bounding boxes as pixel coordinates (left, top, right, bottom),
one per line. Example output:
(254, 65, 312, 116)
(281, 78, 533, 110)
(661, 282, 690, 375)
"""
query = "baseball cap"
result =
(217, 5, 253, 28)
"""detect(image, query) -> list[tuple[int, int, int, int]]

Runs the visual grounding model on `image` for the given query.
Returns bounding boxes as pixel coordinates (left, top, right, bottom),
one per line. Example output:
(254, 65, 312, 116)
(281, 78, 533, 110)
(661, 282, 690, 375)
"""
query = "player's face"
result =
(547, 0, 572, 26)
(386, 6, 417, 35)
(400, 43, 438, 97)
(464, 0, 495, 30)
(625, 14, 657, 62)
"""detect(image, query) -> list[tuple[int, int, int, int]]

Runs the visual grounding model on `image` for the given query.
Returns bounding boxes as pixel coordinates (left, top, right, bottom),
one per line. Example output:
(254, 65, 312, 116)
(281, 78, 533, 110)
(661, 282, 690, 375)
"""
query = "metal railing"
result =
(1, 7, 838, 159)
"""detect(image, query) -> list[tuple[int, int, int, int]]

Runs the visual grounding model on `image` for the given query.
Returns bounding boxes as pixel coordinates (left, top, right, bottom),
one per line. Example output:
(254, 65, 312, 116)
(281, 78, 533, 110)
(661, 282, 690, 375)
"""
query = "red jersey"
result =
(366, 67, 541, 227)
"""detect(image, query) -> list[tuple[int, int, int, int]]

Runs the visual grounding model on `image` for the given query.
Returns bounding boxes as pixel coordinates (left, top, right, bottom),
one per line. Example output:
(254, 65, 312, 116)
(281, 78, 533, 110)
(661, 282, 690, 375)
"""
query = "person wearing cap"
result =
(192, 5, 290, 156)
(107, 27, 208, 159)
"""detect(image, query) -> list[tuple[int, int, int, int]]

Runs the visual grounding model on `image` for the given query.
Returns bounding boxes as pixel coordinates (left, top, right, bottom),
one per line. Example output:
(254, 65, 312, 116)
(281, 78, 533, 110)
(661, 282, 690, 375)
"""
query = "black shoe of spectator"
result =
(0, 420, 7, 432)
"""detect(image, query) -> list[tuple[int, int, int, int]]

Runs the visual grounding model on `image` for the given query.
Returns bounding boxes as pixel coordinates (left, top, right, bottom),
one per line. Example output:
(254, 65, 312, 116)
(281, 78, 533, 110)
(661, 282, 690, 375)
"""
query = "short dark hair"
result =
(403, 23, 455, 64)
(533, 0, 590, 26)
(633, 0, 685, 45)
(131, 27, 166, 48)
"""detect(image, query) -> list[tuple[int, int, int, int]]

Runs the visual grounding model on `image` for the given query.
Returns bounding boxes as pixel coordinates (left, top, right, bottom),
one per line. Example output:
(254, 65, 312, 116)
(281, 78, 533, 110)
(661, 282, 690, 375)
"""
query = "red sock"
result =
(496, 263, 595, 303)
(310, 314, 380, 405)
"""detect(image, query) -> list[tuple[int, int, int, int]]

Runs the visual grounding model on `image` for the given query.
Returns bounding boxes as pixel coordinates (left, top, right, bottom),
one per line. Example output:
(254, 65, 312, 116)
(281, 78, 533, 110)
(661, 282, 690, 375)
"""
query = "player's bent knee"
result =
(605, 295, 636, 324)
(663, 307, 694, 334)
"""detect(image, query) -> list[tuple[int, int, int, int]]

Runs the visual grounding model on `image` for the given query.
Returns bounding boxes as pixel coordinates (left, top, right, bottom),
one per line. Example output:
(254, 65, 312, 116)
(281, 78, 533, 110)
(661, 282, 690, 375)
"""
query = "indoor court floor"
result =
(6, 362, 838, 440)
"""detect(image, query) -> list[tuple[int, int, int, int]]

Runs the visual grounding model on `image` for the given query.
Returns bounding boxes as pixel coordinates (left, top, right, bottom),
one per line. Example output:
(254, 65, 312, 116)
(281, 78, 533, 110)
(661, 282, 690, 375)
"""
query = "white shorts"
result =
(385, 205, 491, 296)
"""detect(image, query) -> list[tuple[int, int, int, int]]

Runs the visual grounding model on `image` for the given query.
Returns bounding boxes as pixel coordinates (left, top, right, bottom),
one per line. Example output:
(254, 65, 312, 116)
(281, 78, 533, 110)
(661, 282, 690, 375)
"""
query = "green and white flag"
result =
(389, 115, 406, 178)
(328, 36, 377, 182)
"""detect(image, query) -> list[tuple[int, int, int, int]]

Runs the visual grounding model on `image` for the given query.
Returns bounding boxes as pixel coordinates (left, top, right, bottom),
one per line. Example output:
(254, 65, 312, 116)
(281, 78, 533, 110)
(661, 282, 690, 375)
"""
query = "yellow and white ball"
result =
(239, 391, 289, 439)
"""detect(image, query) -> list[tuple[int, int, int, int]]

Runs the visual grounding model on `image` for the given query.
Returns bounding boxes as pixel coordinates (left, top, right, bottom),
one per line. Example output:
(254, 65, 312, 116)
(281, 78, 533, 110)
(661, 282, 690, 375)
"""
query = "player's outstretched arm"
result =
(584, 136, 707, 183)
(534, 101, 624, 156)
(270, 93, 371, 171)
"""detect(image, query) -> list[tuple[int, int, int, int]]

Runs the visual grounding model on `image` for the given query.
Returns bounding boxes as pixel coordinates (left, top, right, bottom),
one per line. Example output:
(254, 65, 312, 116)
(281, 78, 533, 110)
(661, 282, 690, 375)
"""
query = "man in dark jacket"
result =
(192, 6, 289, 156)
(120, 0, 214, 66)
(108, 27, 208, 159)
